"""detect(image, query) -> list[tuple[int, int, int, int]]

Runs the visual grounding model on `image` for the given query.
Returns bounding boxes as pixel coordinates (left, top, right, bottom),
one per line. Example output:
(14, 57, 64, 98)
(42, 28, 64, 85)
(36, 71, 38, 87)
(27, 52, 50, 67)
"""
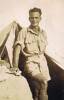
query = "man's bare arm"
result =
(13, 45, 21, 70)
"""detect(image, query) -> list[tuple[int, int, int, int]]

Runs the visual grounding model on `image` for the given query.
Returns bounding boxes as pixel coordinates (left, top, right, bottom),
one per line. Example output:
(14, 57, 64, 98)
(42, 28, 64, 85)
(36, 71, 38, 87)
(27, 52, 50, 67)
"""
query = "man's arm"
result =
(11, 44, 21, 76)
(13, 44, 21, 70)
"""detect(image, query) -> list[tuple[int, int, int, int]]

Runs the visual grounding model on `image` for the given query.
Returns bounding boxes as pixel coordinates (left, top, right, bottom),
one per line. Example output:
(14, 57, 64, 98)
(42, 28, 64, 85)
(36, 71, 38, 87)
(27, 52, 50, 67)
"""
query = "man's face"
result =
(29, 12, 41, 27)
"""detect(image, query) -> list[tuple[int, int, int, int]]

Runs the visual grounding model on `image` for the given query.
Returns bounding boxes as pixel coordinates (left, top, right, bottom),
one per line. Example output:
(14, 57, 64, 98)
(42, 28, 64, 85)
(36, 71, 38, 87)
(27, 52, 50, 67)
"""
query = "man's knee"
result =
(32, 73, 46, 83)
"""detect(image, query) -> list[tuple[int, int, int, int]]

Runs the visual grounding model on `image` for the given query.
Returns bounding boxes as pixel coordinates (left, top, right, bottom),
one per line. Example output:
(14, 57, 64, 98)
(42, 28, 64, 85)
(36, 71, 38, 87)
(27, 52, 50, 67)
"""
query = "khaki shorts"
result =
(24, 54, 51, 81)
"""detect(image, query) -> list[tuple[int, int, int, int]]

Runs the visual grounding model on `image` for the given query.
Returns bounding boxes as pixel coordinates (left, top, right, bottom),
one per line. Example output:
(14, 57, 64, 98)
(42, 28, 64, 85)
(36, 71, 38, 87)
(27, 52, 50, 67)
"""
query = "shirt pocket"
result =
(25, 37, 38, 53)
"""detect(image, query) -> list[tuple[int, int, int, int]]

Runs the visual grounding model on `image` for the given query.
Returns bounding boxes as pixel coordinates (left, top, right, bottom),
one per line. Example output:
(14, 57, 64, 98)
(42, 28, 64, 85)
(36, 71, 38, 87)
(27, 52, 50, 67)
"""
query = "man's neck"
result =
(30, 25, 40, 33)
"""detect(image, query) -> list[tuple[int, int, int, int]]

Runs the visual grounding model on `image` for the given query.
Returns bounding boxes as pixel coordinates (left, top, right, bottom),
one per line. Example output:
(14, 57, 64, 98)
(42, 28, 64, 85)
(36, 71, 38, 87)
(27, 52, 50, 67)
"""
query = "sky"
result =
(0, 0, 64, 67)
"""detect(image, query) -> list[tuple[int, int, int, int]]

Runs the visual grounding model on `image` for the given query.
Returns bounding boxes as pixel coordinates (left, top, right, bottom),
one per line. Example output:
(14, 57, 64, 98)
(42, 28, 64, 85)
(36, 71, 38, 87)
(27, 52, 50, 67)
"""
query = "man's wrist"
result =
(10, 67, 22, 76)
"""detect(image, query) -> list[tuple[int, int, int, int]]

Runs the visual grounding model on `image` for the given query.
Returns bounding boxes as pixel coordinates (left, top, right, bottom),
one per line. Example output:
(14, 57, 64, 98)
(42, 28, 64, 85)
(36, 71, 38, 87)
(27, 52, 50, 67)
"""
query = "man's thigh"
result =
(31, 73, 47, 83)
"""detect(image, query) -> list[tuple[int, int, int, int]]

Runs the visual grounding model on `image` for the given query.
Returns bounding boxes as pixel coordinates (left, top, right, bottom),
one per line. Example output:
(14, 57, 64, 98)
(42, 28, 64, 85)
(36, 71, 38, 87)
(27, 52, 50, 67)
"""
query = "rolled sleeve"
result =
(14, 28, 27, 49)
(14, 41, 22, 47)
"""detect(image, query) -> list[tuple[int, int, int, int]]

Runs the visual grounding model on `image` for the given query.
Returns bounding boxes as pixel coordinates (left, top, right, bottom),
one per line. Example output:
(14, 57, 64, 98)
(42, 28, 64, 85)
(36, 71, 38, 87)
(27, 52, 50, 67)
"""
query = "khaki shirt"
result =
(15, 27, 47, 55)
(15, 27, 51, 81)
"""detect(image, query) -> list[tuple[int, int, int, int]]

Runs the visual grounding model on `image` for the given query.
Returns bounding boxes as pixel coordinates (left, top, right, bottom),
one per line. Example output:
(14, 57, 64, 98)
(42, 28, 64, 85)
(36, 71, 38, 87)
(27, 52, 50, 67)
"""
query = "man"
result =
(13, 7, 51, 100)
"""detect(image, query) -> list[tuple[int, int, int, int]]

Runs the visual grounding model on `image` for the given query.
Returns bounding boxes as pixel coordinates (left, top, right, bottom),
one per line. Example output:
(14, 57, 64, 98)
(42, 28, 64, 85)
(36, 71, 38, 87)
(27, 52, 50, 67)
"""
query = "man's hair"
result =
(29, 7, 42, 15)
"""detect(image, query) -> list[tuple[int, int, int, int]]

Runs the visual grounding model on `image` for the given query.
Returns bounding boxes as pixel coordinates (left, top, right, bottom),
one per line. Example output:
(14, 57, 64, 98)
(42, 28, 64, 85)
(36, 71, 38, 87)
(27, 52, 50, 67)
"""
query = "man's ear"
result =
(29, 17, 30, 21)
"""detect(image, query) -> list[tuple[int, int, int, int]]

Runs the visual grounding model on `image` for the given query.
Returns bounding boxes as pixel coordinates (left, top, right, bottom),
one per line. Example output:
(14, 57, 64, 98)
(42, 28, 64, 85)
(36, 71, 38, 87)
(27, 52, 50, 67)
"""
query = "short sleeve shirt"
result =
(15, 27, 47, 56)
(15, 27, 51, 81)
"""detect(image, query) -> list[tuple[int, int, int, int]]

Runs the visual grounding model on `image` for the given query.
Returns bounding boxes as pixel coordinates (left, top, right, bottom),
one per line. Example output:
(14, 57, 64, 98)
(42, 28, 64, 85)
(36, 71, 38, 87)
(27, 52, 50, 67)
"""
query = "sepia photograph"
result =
(0, 0, 64, 100)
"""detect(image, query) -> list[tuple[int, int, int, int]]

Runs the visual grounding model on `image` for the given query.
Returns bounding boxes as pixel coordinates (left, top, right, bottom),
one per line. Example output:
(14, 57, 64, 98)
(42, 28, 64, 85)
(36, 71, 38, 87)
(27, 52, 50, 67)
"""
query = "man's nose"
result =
(33, 18, 36, 21)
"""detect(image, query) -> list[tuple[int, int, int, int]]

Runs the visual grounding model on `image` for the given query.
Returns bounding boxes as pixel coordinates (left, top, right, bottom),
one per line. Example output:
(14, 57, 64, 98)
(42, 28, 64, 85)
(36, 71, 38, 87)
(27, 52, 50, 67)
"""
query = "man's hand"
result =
(10, 67, 22, 76)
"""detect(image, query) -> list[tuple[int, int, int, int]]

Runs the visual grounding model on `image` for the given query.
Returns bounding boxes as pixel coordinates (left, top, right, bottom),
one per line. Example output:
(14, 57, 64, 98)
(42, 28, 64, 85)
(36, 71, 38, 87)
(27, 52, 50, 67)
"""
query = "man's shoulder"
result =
(40, 28, 46, 34)
(19, 27, 28, 33)
(40, 29, 47, 40)
(40, 28, 46, 33)
(18, 27, 28, 38)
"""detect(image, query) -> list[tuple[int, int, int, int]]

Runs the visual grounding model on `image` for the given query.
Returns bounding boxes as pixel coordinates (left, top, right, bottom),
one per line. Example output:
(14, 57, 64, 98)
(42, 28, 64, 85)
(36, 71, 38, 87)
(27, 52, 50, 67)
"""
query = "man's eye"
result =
(30, 17, 38, 19)
(35, 17, 38, 19)
(31, 17, 33, 19)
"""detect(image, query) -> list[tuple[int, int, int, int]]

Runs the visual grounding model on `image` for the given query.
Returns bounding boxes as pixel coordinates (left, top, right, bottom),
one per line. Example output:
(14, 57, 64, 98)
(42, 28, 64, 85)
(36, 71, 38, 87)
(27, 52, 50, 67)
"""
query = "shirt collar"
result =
(27, 26, 43, 35)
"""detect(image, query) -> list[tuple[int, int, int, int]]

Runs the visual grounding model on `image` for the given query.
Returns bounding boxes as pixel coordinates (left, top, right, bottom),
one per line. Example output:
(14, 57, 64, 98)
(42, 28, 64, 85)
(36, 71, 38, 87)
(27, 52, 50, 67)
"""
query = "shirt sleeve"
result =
(14, 28, 27, 49)
(40, 30, 48, 53)
(43, 30, 48, 46)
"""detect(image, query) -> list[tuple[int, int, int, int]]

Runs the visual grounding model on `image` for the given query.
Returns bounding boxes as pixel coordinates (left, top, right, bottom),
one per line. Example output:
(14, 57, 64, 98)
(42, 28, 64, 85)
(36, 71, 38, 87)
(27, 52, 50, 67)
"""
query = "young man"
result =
(13, 7, 51, 100)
